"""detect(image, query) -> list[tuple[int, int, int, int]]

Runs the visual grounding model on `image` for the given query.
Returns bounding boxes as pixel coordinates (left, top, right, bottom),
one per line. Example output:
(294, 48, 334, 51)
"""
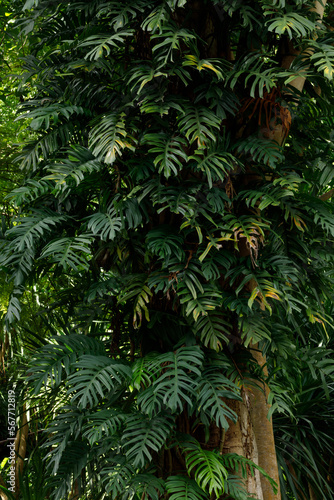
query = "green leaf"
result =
(7, 179, 54, 207)
(27, 335, 106, 394)
(45, 145, 103, 190)
(5, 209, 66, 251)
(166, 475, 207, 500)
(122, 413, 174, 467)
(194, 313, 231, 350)
(82, 409, 127, 444)
(143, 133, 188, 177)
(126, 474, 165, 500)
(86, 205, 122, 241)
(89, 112, 135, 164)
(118, 274, 153, 327)
(189, 145, 237, 188)
(182, 54, 226, 80)
(67, 355, 132, 408)
(266, 12, 316, 39)
(152, 26, 197, 63)
(309, 41, 334, 80)
(235, 136, 284, 167)
(18, 104, 87, 131)
(141, 3, 169, 33)
(127, 65, 167, 95)
(178, 105, 221, 148)
(194, 365, 240, 429)
(40, 235, 92, 271)
(23, 0, 38, 9)
(146, 224, 185, 264)
(101, 461, 136, 497)
(227, 52, 278, 98)
(184, 444, 228, 496)
(135, 347, 204, 413)
(80, 30, 134, 60)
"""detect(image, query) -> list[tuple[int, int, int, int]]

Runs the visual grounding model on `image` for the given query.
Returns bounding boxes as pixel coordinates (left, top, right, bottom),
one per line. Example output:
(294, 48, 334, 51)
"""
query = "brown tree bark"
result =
(69, 480, 80, 500)
(0, 333, 9, 375)
(223, 391, 264, 499)
(249, 347, 281, 500)
(281, 0, 327, 94)
(14, 405, 28, 498)
(237, 4, 328, 497)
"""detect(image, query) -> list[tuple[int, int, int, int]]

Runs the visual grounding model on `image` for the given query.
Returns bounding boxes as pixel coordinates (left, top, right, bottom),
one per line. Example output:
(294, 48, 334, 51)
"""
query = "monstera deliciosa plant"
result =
(1, 0, 334, 499)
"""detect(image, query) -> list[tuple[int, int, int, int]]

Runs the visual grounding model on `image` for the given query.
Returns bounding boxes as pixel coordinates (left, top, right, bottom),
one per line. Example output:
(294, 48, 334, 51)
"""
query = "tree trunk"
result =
(224, 391, 264, 498)
(69, 480, 80, 500)
(249, 348, 281, 500)
(0, 333, 9, 375)
(281, 0, 327, 94)
(228, 4, 328, 496)
(14, 405, 28, 498)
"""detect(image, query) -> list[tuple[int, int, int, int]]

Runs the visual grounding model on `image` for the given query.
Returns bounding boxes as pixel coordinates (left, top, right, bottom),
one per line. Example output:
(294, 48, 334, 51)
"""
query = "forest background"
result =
(1, 1, 334, 499)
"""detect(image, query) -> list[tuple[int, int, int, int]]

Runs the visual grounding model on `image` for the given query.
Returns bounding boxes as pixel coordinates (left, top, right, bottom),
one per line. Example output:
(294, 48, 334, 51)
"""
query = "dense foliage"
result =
(1, 0, 334, 499)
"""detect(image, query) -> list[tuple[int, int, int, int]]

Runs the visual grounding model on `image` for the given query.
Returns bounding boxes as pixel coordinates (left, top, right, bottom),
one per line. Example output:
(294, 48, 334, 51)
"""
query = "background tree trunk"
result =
(14, 406, 28, 498)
